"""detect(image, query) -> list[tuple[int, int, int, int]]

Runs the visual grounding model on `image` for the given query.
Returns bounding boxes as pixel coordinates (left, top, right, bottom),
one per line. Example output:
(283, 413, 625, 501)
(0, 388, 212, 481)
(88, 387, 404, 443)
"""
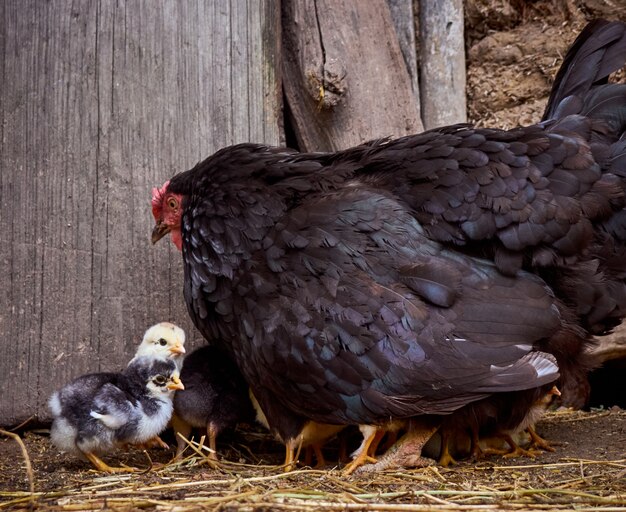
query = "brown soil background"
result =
(2, 1, 626, 510)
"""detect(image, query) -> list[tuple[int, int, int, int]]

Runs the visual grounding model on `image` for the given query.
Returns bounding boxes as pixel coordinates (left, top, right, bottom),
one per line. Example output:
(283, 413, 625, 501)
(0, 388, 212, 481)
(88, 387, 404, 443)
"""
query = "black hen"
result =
(151, 20, 626, 468)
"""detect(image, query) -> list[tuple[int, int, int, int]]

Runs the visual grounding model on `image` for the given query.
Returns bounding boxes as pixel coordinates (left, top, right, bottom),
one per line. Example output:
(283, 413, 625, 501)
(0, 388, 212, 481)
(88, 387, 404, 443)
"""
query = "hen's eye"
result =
(158, 338, 168, 346)
(154, 375, 167, 386)
(167, 197, 178, 209)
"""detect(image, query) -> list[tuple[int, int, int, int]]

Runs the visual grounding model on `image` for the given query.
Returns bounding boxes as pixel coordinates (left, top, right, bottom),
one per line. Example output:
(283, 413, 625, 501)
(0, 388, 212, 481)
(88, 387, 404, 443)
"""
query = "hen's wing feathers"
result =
(207, 187, 561, 424)
(349, 125, 614, 275)
(398, 261, 461, 308)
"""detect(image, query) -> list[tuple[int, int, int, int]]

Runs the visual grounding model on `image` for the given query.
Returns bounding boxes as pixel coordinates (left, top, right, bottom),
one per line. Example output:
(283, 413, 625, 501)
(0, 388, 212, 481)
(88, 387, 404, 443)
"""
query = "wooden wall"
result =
(0, 0, 282, 425)
(0, 0, 472, 426)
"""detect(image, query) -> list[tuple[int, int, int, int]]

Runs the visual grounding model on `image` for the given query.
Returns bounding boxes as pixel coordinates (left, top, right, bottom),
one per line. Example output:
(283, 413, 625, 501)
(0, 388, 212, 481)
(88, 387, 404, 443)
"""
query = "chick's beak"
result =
(169, 343, 186, 355)
(152, 221, 171, 244)
(550, 386, 562, 397)
(168, 376, 185, 391)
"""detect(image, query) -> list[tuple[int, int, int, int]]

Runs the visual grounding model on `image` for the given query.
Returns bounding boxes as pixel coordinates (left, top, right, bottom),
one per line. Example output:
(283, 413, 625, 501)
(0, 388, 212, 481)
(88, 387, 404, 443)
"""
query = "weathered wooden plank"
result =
(282, 0, 423, 152)
(419, 0, 467, 129)
(387, 0, 420, 102)
(0, 0, 282, 426)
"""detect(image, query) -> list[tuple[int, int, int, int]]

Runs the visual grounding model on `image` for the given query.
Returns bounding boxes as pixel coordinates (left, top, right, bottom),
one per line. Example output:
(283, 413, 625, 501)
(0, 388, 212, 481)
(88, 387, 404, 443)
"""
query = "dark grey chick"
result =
(49, 357, 184, 472)
(172, 346, 254, 461)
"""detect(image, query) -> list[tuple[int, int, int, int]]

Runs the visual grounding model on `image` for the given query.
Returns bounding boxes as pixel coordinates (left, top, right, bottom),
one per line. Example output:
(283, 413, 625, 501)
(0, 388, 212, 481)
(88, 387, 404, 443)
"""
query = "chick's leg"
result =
(526, 385, 560, 453)
(83, 452, 136, 473)
(438, 427, 458, 467)
(172, 414, 193, 461)
(500, 433, 541, 459)
(284, 445, 296, 472)
(302, 443, 327, 468)
(469, 426, 485, 460)
(207, 422, 219, 461)
(527, 426, 556, 452)
(303, 445, 314, 467)
(366, 429, 387, 459)
(139, 436, 169, 450)
(312, 443, 327, 468)
(283, 437, 303, 472)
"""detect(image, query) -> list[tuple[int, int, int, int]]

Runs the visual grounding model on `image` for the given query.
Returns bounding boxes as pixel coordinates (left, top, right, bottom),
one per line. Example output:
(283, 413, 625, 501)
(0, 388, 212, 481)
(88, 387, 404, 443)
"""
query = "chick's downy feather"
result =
(131, 322, 186, 370)
(49, 357, 182, 461)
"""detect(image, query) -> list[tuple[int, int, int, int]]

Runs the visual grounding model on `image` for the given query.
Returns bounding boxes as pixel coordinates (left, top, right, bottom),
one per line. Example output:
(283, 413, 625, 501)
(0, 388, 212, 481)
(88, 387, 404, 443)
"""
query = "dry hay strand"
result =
(0, 428, 35, 506)
(2, 409, 625, 511)
(3, 455, 625, 511)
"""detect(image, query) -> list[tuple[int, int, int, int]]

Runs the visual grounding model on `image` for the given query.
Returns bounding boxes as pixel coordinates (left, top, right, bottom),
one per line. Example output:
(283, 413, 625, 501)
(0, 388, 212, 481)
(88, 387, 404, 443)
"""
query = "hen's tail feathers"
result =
(543, 19, 626, 122)
(581, 84, 626, 137)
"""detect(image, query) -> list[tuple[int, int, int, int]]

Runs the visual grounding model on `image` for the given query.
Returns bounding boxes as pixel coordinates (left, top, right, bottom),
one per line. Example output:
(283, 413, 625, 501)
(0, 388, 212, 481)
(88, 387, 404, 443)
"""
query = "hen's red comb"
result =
(151, 180, 170, 219)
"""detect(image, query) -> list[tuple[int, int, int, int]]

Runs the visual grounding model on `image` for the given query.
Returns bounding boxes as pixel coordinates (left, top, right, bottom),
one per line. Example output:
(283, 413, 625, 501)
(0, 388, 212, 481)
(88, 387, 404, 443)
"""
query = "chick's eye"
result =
(154, 375, 167, 386)
(167, 197, 178, 209)
(158, 338, 167, 346)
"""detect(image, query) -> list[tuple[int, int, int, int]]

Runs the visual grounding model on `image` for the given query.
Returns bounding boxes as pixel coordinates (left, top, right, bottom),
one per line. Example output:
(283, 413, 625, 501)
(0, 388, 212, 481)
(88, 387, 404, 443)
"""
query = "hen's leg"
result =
(342, 425, 382, 475)
(357, 419, 439, 472)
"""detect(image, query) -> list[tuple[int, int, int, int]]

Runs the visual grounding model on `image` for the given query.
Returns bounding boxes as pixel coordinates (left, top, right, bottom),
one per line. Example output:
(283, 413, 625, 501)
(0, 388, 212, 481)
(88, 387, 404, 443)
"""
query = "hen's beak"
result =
(151, 221, 171, 244)
(169, 343, 186, 355)
(168, 376, 185, 391)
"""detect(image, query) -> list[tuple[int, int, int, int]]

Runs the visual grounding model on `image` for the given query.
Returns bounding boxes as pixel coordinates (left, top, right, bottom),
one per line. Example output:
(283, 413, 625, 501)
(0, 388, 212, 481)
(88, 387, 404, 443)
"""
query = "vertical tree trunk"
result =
(387, 0, 420, 102)
(0, 0, 282, 425)
(419, 0, 467, 129)
(282, 0, 423, 152)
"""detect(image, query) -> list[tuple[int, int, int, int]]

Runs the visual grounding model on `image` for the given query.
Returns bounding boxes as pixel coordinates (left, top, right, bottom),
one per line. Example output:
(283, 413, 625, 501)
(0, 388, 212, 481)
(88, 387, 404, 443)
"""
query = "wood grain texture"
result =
(282, 0, 422, 152)
(0, 0, 281, 426)
(387, 0, 420, 103)
(419, 0, 467, 129)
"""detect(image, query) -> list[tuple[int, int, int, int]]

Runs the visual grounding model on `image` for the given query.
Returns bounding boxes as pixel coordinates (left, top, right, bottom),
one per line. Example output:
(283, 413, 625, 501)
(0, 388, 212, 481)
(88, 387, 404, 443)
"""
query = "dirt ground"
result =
(465, 0, 626, 129)
(3, 1, 626, 510)
(1, 408, 625, 510)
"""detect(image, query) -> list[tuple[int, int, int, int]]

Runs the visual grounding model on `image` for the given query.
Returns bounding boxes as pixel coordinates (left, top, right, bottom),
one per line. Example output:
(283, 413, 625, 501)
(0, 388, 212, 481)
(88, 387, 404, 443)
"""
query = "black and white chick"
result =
(49, 356, 184, 472)
(130, 322, 186, 371)
(172, 345, 254, 461)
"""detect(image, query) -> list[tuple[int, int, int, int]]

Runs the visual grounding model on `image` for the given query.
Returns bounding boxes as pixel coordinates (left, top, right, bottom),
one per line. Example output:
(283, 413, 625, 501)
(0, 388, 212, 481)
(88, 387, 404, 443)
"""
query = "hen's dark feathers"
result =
(167, 20, 626, 440)
(171, 20, 626, 337)
(543, 19, 626, 121)
(182, 182, 566, 426)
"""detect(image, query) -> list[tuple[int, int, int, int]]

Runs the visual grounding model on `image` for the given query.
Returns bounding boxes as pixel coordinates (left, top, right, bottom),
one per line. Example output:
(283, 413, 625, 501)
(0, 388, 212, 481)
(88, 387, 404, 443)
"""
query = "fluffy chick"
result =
(481, 385, 562, 458)
(49, 357, 184, 472)
(172, 346, 254, 461)
(130, 322, 186, 370)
